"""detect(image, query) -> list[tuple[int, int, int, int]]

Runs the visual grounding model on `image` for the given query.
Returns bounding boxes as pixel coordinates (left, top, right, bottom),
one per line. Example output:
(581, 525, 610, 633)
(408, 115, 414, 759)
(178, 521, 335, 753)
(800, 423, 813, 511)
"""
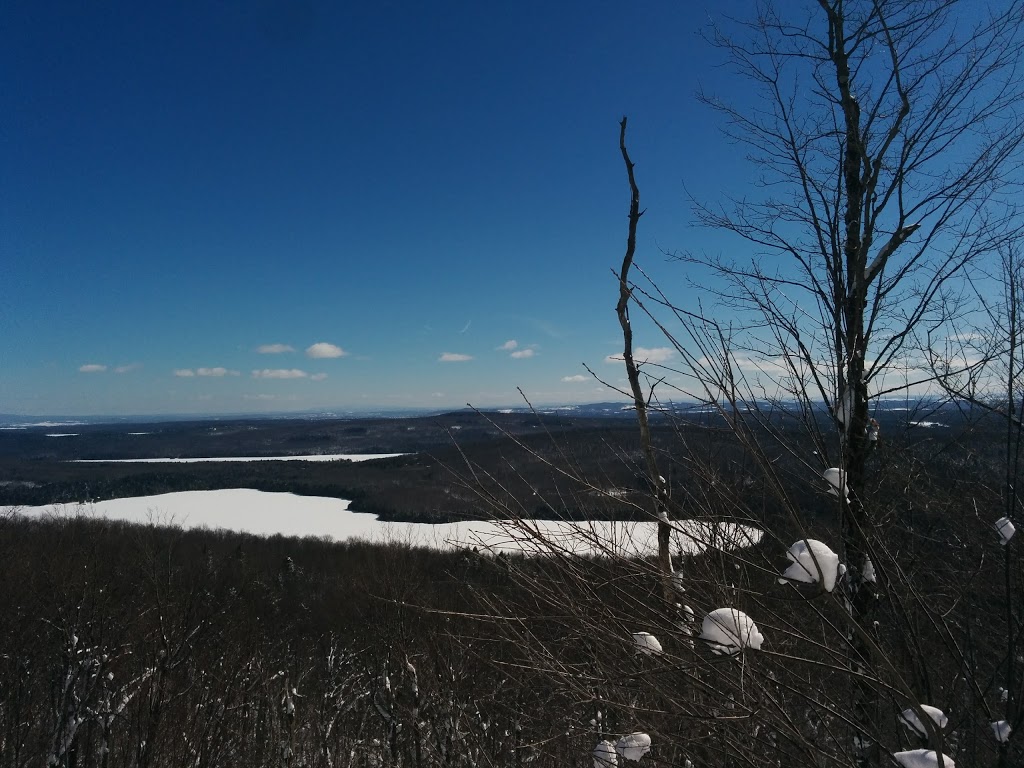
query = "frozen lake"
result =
(71, 453, 406, 464)
(3, 488, 761, 557)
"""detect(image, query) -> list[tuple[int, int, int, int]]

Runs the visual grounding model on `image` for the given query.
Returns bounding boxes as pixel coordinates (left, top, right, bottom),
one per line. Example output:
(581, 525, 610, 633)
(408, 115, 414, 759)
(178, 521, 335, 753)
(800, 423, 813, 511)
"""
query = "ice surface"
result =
(778, 539, 841, 592)
(614, 733, 651, 761)
(72, 453, 405, 464)
(4, 490, 763, 557)
(699, 608, 764, 654)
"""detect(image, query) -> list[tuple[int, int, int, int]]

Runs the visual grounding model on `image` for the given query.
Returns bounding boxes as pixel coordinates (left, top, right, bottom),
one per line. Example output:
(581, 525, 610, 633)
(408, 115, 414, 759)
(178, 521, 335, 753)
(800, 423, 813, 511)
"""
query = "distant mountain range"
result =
(0, 397, 991, 430)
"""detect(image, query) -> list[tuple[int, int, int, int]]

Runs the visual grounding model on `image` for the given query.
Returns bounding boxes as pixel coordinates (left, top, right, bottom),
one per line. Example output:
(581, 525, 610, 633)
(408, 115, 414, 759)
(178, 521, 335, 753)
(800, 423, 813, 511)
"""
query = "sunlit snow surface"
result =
(4, 489, 762, 556)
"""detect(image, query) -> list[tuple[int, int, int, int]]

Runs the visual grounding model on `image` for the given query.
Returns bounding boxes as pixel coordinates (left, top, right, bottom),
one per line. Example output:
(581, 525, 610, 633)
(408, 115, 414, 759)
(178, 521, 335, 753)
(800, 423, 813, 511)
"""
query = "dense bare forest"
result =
(0, 401, 1019, 767)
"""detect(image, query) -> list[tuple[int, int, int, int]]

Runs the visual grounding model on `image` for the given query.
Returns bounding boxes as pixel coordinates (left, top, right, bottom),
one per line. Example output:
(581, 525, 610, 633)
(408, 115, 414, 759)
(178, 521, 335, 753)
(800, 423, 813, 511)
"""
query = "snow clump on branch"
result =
(594, 740, 618, 768)
(994, 516, 1016, 545)
(699, 608, 764, 654)
(614, 733, 651, 761)
(899, 705, 947, 738)
(631, 632, 662, 656)
(822, 468, 848, 499)
(893, 748, 955, 768)
(778, 539, 842, 592)
(991, 720, 1011, 743)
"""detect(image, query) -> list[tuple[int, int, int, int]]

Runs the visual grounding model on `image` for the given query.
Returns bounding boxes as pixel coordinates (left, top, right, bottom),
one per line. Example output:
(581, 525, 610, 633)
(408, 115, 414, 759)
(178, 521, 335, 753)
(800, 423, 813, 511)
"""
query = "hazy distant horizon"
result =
(0, 398, 640, 426)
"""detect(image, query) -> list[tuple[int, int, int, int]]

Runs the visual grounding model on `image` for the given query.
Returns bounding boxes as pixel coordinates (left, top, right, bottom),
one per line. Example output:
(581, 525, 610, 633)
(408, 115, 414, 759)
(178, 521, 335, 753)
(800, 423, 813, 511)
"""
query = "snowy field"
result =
(3, 488, 761, 557)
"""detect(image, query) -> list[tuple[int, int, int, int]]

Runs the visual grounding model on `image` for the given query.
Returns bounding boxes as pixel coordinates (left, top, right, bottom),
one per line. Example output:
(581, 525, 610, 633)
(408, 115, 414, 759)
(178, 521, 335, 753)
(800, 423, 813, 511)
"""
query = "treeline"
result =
(2, 412, 1005, 525)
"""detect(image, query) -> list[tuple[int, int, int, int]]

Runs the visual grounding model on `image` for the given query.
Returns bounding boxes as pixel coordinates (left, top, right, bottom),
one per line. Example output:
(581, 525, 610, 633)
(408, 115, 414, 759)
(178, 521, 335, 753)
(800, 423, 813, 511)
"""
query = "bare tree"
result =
(472, 4, 1024, 768)
(663, 2, 1024, 763)
(687, 0, 1022, 537)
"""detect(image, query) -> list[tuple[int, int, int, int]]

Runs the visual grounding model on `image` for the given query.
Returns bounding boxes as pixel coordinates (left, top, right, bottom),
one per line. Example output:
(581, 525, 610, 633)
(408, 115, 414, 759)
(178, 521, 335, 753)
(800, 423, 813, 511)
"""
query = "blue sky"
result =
(3, 0, 761, 416)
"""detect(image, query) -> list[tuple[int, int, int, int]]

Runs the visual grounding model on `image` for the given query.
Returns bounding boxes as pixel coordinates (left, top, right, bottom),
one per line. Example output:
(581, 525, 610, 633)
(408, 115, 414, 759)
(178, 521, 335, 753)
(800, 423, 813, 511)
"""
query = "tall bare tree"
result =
(478, 3, 1024, 768)
(667, 3, 1024, 761)
(690, 0, 1022, 539)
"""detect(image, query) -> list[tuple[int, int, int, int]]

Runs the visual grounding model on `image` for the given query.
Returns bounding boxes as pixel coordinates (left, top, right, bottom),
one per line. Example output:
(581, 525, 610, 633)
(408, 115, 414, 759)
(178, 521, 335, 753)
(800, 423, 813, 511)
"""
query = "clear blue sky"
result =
(2, 0, 757, 416)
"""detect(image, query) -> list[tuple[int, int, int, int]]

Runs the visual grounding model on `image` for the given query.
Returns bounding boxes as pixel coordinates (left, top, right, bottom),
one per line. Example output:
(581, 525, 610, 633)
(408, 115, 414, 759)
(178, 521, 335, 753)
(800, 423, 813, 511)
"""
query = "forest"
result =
(0, 399, 1018, 767)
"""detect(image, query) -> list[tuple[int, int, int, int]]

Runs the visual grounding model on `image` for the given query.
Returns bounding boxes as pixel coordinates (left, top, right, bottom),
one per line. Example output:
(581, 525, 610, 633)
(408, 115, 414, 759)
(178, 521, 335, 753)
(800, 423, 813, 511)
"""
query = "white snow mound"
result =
(991, 720, 1011, 743)
(615, 733, 651, 762)
(699, 608, 764, 654)
(779, 539, 841, 591)
(631, 632, 663, 656)
(893, 748, 954, 768)
(899, 705, 947, 737)
(594, 739, 618, 768)
(822, 468, 848, 498)
(995, 517, 1016, 545)
(835, 390, 854, 428)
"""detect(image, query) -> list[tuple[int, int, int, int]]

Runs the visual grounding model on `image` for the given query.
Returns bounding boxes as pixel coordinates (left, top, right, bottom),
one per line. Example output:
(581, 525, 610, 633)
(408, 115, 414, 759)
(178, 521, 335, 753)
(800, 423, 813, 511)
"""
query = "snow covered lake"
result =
(71, 453, 406, 464)
(3, 489, 761, 557)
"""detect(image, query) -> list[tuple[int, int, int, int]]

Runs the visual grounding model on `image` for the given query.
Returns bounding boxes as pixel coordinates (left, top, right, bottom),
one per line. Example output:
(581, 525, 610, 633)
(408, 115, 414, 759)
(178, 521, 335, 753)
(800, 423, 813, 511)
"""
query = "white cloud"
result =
(79, 364, 107, 373)
(562, 374, 587, 382)
(173, 369, 196, 377)
(257, 343, 295, 354)
(439, 352, 473, 362)
(306, 342, 346, 359)
(252, 368, 308, 379)
(197, 367, 239, 377)
(114, 363, 141, 374)
(605, 347, 676, 365)
(510, 348, 536, 359)
(311, 373, 328, 381)
(497, 340, 518, 351)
